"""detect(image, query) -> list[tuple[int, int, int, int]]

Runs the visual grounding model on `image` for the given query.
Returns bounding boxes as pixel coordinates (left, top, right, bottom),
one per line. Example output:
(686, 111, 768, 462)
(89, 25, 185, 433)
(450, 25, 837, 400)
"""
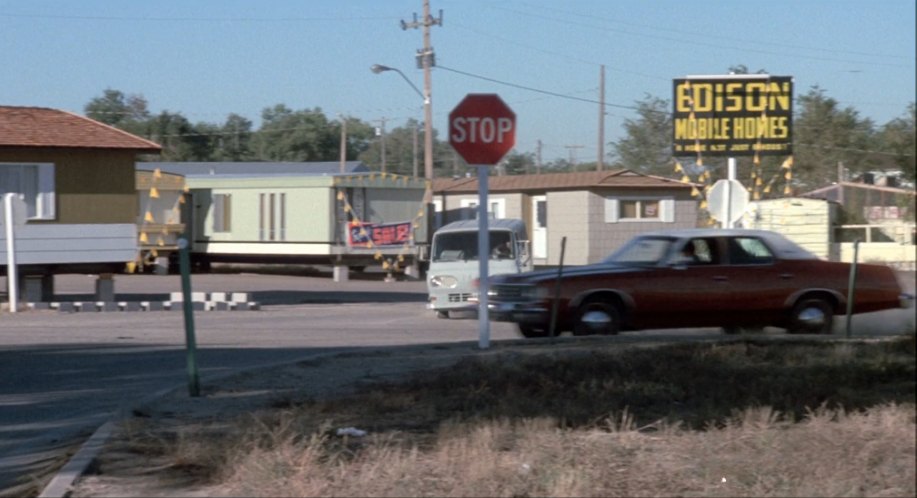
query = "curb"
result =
(38, 422, 114, 498)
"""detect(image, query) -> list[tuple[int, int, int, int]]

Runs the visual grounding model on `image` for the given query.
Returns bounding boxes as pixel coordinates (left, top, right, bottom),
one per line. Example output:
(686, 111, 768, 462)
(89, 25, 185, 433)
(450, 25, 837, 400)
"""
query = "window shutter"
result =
(605, 197, 619, 223)
(661, 198, 675, 223)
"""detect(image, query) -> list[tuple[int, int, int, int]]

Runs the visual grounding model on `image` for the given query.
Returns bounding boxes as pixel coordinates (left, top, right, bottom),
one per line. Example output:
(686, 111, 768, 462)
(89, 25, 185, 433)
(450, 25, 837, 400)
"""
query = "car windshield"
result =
(431, 230, 513, 262)
(602, 236, 676, 266)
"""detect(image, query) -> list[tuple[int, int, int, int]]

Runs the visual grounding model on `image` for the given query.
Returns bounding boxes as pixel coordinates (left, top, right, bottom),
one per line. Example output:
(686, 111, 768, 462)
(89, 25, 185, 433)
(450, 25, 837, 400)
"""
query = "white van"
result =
(426, 218, 532, 318)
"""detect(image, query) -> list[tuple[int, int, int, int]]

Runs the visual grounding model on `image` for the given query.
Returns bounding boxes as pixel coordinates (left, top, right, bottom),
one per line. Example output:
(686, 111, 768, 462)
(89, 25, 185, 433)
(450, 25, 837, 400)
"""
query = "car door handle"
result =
(713, 276, 728, 282)
(779, 273, 794, 279)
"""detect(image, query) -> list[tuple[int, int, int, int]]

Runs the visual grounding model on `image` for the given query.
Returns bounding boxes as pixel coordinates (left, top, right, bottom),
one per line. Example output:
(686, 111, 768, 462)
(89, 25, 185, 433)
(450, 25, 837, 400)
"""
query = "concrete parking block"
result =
(142, 301, 164, 311)
(29, 302, 52, 311)
(97, 302, 119, 312)
(230, 292, 250, 303)
(119, 301, 143, 312)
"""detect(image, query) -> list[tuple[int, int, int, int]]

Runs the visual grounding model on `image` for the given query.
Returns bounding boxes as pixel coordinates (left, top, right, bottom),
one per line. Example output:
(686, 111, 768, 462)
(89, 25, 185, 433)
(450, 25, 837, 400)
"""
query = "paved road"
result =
(0, 268, 912, 496)
(0, 270, 523, 496)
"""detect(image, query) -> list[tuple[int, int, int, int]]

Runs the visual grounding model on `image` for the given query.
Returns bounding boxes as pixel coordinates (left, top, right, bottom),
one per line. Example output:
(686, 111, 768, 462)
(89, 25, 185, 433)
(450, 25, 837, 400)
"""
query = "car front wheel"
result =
(788, 298, 834, 335)
(573, 299, 621, 336)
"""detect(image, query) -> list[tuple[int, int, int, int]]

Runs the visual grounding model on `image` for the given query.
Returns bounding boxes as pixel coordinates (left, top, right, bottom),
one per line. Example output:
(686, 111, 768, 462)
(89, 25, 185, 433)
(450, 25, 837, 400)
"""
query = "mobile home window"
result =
(605, 197, 674, 223)
(259, 192, 286, 241)
(0, 163, 55, 220)
(212, 194, 232, 232)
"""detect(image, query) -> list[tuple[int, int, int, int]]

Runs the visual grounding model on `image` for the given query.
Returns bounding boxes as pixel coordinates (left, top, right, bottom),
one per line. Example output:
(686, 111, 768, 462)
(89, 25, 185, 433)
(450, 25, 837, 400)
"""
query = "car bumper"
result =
(487, 301, 549, 323)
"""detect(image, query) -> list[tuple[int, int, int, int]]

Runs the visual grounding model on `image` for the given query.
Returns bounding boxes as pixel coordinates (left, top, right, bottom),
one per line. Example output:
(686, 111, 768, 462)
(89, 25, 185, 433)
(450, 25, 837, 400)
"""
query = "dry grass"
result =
(116, 337, 916, 497)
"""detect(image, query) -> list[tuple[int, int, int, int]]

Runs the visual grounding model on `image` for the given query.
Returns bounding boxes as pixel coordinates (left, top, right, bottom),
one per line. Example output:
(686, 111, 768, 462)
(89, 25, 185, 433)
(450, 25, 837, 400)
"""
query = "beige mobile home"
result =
(433, 170, 697, 266)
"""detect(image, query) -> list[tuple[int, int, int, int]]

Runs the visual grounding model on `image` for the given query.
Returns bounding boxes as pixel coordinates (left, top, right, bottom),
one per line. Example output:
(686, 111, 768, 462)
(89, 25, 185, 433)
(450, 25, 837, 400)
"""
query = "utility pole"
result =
(374, 117, 387, 172)
(412, 120, 419, 178)
(339, 115, 347, 173)
(401, 0, 442, 203)
(565, 144, 584, 170)
(597, 64, 605, 171)
(536, 139, 543, 174)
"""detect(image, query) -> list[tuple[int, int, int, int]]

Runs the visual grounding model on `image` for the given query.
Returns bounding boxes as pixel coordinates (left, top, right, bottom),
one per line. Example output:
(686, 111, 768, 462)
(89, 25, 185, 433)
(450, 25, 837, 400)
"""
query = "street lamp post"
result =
(370, 64, 433, 202)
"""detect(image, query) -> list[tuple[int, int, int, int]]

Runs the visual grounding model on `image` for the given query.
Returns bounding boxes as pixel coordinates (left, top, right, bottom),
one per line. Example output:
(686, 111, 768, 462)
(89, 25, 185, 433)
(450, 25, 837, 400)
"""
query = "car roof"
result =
(434, 218, 529, 239)
(635, 228, 819, 260)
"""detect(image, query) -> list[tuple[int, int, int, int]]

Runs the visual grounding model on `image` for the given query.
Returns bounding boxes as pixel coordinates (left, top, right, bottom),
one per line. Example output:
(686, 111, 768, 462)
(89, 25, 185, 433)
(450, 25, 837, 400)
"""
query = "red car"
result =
(487, 229, 913, 337)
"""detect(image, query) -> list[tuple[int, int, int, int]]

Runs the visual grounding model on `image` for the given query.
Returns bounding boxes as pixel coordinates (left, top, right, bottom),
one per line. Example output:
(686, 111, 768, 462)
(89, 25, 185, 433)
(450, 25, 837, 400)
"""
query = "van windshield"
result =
(432, 230, 513, 262)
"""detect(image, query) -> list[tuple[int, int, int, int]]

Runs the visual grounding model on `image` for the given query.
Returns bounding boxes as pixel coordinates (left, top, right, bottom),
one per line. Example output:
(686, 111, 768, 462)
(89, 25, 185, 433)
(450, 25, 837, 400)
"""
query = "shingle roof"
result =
(433, 169, 693, 193)
(0, 106, 162, 152)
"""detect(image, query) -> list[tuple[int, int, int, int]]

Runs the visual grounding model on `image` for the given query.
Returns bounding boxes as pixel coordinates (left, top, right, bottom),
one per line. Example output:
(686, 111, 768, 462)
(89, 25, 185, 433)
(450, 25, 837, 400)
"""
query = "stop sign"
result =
(449, 94, 516, 165)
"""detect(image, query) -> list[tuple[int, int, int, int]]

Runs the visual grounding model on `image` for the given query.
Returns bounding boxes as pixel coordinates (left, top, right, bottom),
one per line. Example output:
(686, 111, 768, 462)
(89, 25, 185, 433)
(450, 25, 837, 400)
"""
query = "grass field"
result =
(117, 336, 916, 497)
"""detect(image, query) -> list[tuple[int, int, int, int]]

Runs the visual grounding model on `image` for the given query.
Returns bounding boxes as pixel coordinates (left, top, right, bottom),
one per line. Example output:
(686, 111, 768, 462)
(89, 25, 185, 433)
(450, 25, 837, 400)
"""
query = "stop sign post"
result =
(448, 94, 516, 350)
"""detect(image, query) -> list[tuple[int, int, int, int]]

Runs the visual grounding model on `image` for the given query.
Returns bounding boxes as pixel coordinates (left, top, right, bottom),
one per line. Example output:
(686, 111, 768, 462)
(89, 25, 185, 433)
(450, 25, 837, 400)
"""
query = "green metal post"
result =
(178, 238, 200, 397)
(845, 239, 860, 339)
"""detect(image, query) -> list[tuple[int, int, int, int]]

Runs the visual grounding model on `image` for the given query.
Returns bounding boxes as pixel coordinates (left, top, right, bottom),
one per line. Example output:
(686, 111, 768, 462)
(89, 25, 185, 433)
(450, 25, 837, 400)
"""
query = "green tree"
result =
(84, 88, 150, 136)
(610, 94, 673, 176)
(877, 102, 916, 183)
(144, 111, 208, 161)
(500, 151, 536, 175)
(358, 119, 422, 175)
(213, 113, 255, 161)
(792, 86, 877, 189)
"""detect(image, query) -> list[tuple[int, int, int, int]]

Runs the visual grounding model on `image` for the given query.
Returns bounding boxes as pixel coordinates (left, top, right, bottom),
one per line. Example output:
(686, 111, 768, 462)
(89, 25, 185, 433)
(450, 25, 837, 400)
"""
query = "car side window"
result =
(728, 237, 775, 265)
(676, 238, 719, 265)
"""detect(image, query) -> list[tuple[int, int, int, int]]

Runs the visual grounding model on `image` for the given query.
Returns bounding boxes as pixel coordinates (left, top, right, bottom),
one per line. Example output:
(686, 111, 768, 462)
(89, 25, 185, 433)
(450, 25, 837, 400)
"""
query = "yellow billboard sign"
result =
(672, 76, 793, 156)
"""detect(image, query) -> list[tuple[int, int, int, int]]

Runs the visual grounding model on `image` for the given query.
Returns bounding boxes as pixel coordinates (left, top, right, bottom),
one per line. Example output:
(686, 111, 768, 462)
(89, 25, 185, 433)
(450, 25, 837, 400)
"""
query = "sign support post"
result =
(4, 194, 19, 313)
(476, 167, 490, 349)
(448, 94, 516, 350)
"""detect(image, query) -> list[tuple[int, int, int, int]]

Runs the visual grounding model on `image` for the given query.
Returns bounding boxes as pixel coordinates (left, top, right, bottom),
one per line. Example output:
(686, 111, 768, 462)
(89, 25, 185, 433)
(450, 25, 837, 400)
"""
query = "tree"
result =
(877, 102, 916, 183)
(84, 89, 150, 136)
(500, 151, 536, 175)
(610, 94, 673, 176)
(145, 111, 206, 161)
(792, 86, 877, 189)
(358, 119, 422, 175)
(213, 113, 255, 161)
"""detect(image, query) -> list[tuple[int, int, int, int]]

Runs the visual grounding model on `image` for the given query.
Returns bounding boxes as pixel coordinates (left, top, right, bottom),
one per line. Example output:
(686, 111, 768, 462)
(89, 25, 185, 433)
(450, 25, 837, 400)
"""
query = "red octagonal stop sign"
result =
(449, 94, 516, 165)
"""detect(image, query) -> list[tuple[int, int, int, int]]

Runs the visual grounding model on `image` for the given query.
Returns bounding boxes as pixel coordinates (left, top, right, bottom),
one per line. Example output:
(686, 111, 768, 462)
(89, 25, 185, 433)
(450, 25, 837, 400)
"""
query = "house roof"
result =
(151, 161, 370, 177)
(801, 181, 916, 198)
(0, 106, 162, 152)
(432, 169, 693, 193)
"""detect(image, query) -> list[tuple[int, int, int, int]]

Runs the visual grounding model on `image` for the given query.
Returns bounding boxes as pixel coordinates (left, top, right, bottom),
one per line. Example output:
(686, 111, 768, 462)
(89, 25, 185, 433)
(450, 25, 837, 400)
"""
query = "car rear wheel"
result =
(573, 299, 621, 336)
(788, 298, 834, 335)
(436, 310, 449, 319)
(518, 324, 549, 338)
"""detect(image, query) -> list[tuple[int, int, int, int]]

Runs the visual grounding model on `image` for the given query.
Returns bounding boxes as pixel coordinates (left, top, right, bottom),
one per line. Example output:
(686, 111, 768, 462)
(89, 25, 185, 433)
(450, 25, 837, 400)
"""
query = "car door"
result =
(628, 237, 735, 329)
(718, 235, 794, 326)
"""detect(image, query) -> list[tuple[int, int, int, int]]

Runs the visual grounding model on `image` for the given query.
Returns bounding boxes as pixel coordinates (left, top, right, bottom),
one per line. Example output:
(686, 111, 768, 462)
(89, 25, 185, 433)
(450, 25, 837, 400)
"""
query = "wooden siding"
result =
(0, 148, 137, 224)
(0, 223, 137, 264)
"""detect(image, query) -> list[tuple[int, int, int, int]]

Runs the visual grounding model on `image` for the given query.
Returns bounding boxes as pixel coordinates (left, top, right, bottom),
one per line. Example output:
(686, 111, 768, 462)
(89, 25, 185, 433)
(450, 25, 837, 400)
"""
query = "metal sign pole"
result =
(476, 165, 491, 349)
(4, 194, 18, 313)
(177, 237, 200, 397)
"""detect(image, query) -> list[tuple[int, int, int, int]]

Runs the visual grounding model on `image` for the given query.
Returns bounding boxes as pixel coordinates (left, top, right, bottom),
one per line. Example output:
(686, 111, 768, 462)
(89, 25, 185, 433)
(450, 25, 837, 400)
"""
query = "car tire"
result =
(436, 311, 449, 319)
(518, 324, 549, 338)
(787, 298, 834, 335)
(573, 299, 621, 336)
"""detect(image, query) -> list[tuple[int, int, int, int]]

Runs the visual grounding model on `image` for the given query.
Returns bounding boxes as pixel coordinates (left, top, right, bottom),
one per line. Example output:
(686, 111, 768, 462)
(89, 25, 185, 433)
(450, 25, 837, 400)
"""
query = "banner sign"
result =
(672, 76, 793, 157)
(348, 221, 413, 247)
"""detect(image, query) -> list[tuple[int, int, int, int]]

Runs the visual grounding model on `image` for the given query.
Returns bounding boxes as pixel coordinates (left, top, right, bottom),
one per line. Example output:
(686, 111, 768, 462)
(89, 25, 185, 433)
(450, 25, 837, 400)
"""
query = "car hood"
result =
(490, 263, 644, 285)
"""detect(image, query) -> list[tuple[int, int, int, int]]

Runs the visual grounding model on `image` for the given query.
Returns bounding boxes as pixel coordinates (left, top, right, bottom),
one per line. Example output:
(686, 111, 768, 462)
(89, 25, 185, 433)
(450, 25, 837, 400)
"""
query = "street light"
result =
(370, 63, 433, 202)
(370, 64, 425, 102)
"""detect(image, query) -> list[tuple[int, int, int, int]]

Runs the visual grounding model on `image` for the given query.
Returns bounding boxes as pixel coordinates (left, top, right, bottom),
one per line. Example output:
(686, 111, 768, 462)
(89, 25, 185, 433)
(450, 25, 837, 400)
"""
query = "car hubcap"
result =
(582, 310, 611, 332)
(798, 307, 825, 328)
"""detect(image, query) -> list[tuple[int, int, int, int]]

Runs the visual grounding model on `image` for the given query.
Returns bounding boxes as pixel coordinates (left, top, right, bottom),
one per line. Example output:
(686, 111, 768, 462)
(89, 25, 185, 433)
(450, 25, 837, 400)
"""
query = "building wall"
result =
(547, 191, 591, 265)
(743, 198, 834, 259)
(0, 148, 137, 224)
(587, 188, 697, 264)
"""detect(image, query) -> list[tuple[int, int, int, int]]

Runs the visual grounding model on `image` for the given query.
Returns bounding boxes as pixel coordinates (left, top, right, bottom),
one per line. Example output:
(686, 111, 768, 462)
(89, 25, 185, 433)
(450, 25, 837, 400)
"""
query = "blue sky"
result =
(1, 0, 914, 163)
